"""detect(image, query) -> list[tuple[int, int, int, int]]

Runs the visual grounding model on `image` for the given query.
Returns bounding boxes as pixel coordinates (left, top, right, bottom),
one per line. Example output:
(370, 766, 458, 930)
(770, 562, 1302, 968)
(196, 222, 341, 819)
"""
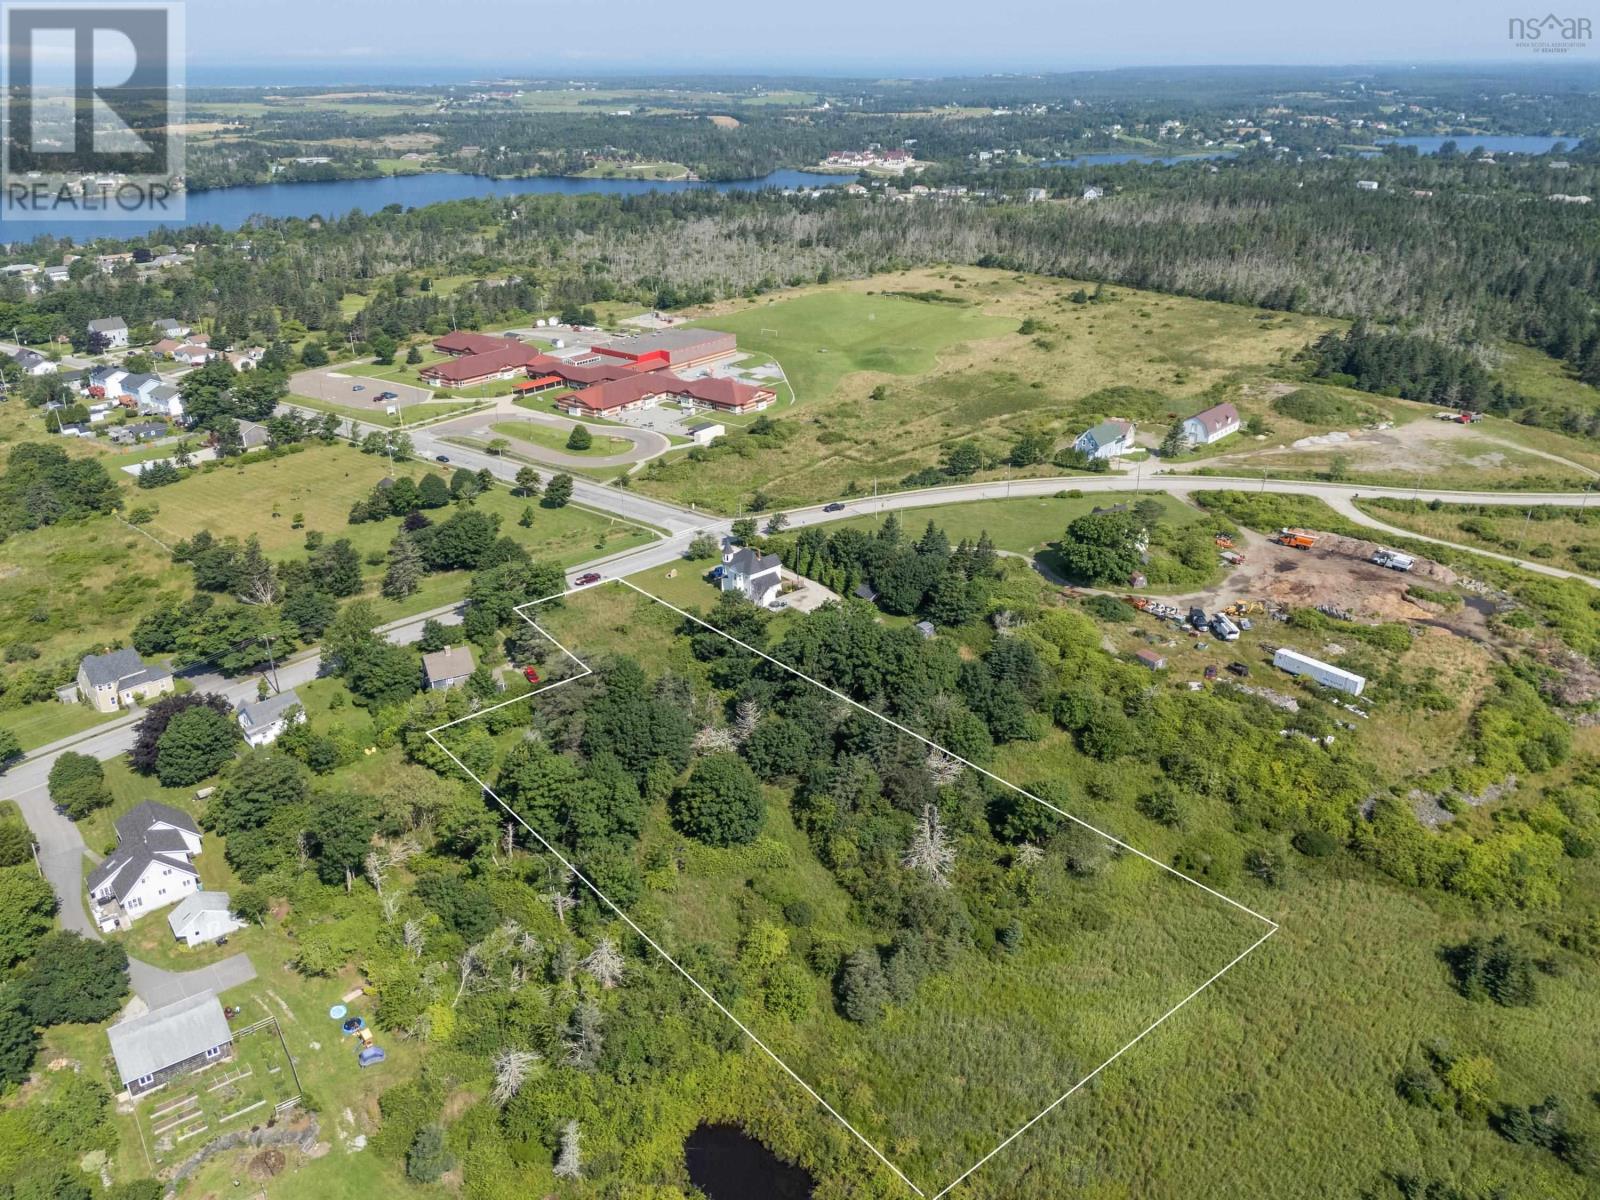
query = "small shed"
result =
(1135, 649, 1167, 671)
(914, 621, 936, 639)
(167, 891, 244, 947)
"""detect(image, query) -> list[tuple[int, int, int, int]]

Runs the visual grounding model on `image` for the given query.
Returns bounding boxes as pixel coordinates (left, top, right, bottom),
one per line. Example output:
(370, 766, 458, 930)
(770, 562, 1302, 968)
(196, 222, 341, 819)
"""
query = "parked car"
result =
(1227, 662, 1251, 677)
(377, 390, 398, 401)
(52, 803, 69, 817)
(351, 384, 365, 392)
(434, 454, 450, 463)
(576, 572, 602, 586)
(823, 502, 846, 512)
(522, 666, 541, 683)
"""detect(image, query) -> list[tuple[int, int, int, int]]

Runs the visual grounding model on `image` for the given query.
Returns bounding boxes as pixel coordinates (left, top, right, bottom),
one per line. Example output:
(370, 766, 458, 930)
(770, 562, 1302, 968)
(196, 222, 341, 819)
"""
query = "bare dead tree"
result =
(580, 938, 625, 989)
(693, 724, 738, 753)
(1013, 842, 1045, 870)
(378, 890, 401, 924)
(402, 919, 426, 959)
(924, 748, 963, 788)
(543, 887, 580, 927)
(490, 1048, 542, 1106)
(733, 698, 762, 743)
(363, 851, 387, 897)
(451, 943, 483, 1009)
(902, 803, 956, 886)
(553, 1119, 582, 1179)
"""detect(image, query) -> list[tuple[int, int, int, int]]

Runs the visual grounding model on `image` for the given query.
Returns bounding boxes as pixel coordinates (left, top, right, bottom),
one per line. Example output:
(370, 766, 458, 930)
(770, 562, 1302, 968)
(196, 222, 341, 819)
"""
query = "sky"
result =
(172, 0, 1600, 80)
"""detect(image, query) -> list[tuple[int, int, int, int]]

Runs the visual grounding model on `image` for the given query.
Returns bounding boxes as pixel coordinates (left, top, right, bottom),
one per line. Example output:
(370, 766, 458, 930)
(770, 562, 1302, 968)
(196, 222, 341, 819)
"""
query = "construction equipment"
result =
(1214, 534, 1236, 549)
(1221, 549, 1246, 566)
(1273, 528, 1317, 550)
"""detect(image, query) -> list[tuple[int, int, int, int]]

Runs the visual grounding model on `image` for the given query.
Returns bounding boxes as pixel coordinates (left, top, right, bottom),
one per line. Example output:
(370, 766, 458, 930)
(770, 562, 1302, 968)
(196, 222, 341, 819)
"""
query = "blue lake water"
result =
(0, 169, 842, 243)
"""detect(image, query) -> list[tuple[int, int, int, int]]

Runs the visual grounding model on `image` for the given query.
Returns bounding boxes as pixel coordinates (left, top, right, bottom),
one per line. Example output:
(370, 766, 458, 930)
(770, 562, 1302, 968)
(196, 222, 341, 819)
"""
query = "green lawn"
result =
(0, 700, 120, 753)
(488, 419, 635, 458)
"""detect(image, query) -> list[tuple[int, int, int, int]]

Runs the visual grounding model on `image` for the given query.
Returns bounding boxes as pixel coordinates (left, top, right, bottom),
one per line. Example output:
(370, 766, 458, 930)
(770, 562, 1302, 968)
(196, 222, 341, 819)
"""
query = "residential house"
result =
(423, 645, 476, 691)
(140, 383, 184, 420)
(1025, 187, 1049, 202)
(720, 545, 783, 608)
(166, 892, 244, 947)
(116, 372, 163, 406)
(236, 419, 270, 450)
(235, 689, 305, 747)
(43, 265, 70, 284)
(87, 316, 129, 349)
(1074, 418, 1137, 460)
(226, 348, 265, 371)
(14, 348, 56, 376)
(1082, 186, 1104, 200)
(152, 338, 182, 357)
(110, 421, 169, 444)
(1178, 401, 1242, 448)
(76, 647, 175, 713)
(86, 801, 203, 931)
(57, 422, 91, 437)
(106, 991, 234, 1098)
(173, 342, 215, 366)
(152, 318, 191, 339)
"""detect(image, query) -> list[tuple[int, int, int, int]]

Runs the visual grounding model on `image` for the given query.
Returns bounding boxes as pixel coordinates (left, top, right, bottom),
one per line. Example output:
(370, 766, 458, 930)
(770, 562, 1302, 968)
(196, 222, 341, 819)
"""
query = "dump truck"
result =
(1274, 529, 1317, 550)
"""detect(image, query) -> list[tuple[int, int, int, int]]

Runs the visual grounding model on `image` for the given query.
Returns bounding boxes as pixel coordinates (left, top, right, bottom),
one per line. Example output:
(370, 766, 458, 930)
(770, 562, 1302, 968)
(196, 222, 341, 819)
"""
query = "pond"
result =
(684, 1122, 816, 1200)
(1363, 134, 1573, 157)
(0, 168, 843, 243)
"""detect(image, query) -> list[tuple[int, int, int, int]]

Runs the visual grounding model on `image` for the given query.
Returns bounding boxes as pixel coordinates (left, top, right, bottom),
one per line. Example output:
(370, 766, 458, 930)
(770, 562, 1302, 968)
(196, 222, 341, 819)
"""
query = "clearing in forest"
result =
(427, 580, 1276, 1197)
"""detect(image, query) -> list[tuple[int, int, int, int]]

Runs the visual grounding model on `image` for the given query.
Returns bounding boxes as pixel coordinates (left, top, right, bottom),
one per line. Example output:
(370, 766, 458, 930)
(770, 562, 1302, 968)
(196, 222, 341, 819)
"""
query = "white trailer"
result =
(1273, 647, 1366, 696)
(1372, 550, 1416, 572)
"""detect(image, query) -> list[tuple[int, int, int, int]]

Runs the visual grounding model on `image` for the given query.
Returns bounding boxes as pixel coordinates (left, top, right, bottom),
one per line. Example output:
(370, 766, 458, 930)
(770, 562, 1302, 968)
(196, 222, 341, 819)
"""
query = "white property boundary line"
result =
(426, 577, 1280, 1197)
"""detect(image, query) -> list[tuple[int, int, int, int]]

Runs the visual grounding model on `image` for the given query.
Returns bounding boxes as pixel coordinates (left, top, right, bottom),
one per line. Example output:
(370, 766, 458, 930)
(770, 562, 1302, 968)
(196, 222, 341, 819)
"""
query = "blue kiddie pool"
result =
(328, 1004, 347, 1020)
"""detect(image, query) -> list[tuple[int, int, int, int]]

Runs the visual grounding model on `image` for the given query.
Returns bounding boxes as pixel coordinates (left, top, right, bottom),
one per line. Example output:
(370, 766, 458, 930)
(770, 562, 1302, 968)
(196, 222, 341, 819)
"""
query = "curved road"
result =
(433, 403, 670, 469)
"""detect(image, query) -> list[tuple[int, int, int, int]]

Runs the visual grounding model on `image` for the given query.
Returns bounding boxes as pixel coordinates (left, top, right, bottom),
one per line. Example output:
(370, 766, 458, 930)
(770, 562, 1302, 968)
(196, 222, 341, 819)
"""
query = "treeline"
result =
(0, 443, 122, 542)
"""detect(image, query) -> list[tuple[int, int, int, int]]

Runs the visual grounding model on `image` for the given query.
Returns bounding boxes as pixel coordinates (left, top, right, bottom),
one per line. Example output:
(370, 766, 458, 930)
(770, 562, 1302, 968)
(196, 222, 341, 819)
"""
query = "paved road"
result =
(283, 401, 708, 537)
(433, 403, 670, 469)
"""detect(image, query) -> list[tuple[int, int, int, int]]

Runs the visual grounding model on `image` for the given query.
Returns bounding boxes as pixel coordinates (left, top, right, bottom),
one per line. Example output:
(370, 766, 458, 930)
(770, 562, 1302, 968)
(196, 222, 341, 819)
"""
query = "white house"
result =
(14, 348, 56, 376)
(721, 545, 784, 608)
(1074, 418, 1137, 460)
(166, 891, 245, 946)
(87, 801, 203, 932)
(76, 648, 175, 713)
(87, 316, 129, 348)
(140, 383, 184, 420)
(116, 372, 163, 405)
(1178, 401, 1242, 448)
(235, 688, 305, 747)
(152, 318, 191, 339)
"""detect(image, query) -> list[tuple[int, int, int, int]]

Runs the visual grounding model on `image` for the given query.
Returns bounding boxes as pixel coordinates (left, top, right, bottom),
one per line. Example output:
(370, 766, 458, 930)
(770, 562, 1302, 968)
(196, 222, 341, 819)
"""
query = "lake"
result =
(683, 1123, 816, 1200)
(0, 169, 842, 243)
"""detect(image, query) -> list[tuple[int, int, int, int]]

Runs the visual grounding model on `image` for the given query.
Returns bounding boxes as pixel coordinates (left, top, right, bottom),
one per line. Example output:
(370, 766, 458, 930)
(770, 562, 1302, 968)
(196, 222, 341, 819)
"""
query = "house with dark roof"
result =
(152, 318, 191, 339)
(236, 689, 305, 747)
(87, 801, 203, 932)
(107, 991, 234, 1097)
(75, 648, 174, 713)
(14, 348, 55, 376)
(1073, 418, 1136, 460)
(720, 545, 783, 608)
(1178, 401, 1241, 448)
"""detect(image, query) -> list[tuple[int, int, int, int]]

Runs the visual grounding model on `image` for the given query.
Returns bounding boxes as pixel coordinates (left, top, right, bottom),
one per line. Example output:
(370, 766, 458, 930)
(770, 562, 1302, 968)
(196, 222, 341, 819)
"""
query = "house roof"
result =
(107, 991, 232, 1086)
(727, 546, 782, 577)
(115, 800, 198, 841)
(149, 384, 180, 402)
(432, 330, 526, 356)
(88, 801, 200, 900)
(422, 343, 543, 383)
(153, 318, 185, 331)
(167, 890, 234, 937)
(80, 647, 166, 690)
(1081, 419, 1133, 445)
(1183, 402, 1240, 437)
(422, 645, 475, 683)
(118, 372, 158, 393)
(87, 317, 127, 332)
(236, 689, 302, 735)
(1136, 648, 1167, 667)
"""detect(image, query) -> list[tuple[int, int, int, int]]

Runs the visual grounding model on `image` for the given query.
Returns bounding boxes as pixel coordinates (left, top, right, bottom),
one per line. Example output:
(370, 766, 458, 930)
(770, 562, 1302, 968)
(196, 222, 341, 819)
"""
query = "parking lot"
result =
(289, 367, 437, 412)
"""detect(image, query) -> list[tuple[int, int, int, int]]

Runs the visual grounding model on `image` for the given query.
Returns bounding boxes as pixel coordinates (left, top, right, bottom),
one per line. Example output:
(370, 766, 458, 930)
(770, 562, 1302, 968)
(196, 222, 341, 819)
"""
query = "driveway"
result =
(130, 954, 257, 1010)
(432, 403, 668, 469)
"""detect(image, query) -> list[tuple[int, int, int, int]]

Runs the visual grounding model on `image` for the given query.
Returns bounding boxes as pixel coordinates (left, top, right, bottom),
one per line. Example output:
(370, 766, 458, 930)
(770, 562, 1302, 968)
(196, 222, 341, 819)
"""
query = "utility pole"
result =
(1515, 507, 1533, 557)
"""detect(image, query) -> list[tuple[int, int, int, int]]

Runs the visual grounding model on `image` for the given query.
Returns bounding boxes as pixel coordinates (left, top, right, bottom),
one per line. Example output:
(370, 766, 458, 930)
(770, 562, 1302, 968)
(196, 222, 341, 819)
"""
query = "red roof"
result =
(433, 330, 525, 356)
(421, 343, 543, 383)
(562, 372, 775, 414)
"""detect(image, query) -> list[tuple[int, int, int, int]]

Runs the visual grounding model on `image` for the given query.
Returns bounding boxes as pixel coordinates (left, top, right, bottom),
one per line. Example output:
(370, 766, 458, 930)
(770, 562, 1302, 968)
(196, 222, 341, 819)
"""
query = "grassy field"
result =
(1353, 497, 1600, 576)
(0, 699, 120, 753)
(488, 419, 636, 458)
(629, 268, 1334, 512)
